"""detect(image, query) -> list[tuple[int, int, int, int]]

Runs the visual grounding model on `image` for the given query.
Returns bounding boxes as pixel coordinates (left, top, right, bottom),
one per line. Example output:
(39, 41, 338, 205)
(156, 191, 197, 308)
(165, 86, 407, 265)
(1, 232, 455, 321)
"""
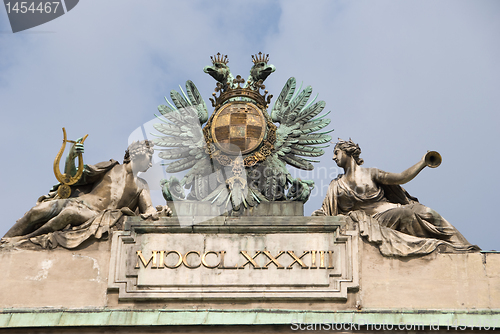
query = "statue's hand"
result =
(156, 205, 173, 217)
(140, 210, 159, 221)
(69, 137, 85, 159)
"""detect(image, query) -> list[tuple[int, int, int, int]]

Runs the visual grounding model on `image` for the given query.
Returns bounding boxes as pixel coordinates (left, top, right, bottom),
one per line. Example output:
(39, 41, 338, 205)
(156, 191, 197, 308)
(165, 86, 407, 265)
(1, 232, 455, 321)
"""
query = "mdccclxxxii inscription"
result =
(135, 250, 335, 270)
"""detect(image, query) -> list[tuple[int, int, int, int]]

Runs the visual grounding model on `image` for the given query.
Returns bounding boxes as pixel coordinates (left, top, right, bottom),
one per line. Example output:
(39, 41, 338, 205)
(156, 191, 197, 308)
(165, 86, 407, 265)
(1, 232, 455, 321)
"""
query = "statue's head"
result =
(334, 139, 364, 166)
(123, 140, 154, 165)
(250, 52, 275, 83)
(203, 53, 231, 84)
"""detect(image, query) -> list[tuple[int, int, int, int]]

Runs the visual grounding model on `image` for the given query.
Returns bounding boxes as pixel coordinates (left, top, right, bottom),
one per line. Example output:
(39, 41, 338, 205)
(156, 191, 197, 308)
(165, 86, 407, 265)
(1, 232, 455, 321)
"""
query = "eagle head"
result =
(204, 62, 232, 84)
(250, 61, 276, 83)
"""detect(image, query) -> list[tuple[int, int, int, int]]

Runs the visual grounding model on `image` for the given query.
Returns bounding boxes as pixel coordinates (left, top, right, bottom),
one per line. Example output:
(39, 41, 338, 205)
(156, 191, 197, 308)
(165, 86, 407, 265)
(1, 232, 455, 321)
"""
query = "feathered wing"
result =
(185, 80, 209, 124)
(271, 77, 333, 171)
(154, 77, 332, 206)
(153, 105, 205, 173)
(153, 81, 212, 199)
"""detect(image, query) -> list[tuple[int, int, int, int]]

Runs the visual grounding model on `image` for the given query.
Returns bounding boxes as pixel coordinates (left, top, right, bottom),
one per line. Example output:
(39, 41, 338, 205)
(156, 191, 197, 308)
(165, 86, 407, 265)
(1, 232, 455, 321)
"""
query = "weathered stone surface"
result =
(0, 239, 110, 308)
(108, 216, 358, 301)
(359, 241, 500, 309)
(0, 215, 498, 314)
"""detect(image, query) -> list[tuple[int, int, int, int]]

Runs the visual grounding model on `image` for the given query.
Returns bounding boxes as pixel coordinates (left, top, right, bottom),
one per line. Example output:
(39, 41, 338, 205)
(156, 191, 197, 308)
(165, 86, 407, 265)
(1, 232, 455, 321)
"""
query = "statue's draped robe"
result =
(317, 175, 478, 256)
(30, 160, 139, 249)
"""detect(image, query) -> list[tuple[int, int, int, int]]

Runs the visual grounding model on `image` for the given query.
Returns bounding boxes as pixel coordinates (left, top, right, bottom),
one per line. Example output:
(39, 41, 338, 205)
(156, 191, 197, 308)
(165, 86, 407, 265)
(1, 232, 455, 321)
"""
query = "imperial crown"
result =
(210, 52, 229, 65)
(209, 75, 273, 110)
(251, 52, 269, 64)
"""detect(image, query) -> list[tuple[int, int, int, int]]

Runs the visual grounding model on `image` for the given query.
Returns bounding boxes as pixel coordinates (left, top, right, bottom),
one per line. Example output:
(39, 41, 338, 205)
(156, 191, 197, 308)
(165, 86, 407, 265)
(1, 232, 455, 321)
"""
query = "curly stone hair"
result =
(123, 140, 154, 164)
(335, 138, 364, 165)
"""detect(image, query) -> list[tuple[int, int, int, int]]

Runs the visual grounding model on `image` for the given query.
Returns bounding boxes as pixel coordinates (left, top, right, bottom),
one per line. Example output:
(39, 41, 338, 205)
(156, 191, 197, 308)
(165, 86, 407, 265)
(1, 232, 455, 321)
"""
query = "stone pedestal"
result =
(167, 200, 304, 218)
(0, 211, 499, 332)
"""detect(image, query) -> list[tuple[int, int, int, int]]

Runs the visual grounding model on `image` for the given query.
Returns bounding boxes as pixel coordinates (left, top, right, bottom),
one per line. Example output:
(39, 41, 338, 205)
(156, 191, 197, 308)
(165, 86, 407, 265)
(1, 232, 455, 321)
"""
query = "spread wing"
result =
(271, 77, 332, 170)
(152, 80, 209, 175)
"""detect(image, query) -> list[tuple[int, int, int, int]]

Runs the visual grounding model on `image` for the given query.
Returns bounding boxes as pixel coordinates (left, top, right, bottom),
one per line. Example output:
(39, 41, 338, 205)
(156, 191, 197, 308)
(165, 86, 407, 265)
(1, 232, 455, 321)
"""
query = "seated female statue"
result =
(313, 139, 476, 251)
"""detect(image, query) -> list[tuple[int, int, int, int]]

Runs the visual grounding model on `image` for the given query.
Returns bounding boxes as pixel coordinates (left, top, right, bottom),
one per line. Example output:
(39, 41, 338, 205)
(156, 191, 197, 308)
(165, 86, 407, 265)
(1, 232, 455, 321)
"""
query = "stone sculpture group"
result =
(1, 53, 478, 256)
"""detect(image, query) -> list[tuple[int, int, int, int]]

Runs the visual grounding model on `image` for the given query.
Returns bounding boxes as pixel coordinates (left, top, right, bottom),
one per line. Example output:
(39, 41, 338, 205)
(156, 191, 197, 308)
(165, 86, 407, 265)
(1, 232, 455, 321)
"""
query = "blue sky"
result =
(0, 0, 499, 250)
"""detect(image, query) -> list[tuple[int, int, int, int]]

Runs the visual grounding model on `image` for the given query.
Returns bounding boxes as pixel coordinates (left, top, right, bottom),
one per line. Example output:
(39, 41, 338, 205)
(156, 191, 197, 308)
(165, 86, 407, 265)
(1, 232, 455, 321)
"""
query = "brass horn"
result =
(425, 151, 442, 168)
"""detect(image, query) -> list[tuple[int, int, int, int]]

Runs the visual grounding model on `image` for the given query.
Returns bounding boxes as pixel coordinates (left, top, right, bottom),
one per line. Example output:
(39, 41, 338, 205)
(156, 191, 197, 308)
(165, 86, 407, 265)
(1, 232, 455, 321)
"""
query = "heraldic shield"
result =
(211, 102, 266, 155)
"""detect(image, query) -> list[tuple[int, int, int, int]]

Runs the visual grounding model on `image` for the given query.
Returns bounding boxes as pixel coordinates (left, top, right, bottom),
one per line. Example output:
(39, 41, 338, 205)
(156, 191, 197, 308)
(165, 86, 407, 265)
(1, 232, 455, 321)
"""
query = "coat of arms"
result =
(154, 53, 332, 213)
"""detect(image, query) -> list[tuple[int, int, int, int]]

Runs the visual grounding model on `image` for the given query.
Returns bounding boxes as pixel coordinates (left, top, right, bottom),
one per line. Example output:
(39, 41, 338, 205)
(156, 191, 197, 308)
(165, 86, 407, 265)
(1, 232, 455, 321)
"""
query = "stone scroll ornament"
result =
(153, 53, 333, 213)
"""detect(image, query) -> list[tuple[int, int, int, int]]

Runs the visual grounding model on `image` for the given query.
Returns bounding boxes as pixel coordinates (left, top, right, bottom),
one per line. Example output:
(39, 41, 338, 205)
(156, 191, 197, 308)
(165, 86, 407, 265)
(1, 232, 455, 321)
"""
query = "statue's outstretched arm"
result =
(138, 190, 156, 215)
(374, 155, 427, 185)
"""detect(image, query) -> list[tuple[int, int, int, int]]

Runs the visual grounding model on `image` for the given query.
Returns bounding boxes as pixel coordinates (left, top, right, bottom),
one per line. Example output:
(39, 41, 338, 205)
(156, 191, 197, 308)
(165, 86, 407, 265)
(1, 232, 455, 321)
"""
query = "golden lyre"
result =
(53, 128, 89, 199)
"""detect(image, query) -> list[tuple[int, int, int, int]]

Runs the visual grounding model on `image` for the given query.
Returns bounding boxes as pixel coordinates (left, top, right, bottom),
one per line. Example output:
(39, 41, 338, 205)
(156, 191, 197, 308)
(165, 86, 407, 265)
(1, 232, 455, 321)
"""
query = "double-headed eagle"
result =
(153, 53, 332, 213)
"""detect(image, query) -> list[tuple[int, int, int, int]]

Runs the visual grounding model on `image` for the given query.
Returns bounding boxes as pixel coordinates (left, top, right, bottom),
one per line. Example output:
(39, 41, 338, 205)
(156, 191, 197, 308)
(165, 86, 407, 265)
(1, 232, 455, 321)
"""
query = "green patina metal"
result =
(155, 53, 333, 214)
(1, 309, 499, 328)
